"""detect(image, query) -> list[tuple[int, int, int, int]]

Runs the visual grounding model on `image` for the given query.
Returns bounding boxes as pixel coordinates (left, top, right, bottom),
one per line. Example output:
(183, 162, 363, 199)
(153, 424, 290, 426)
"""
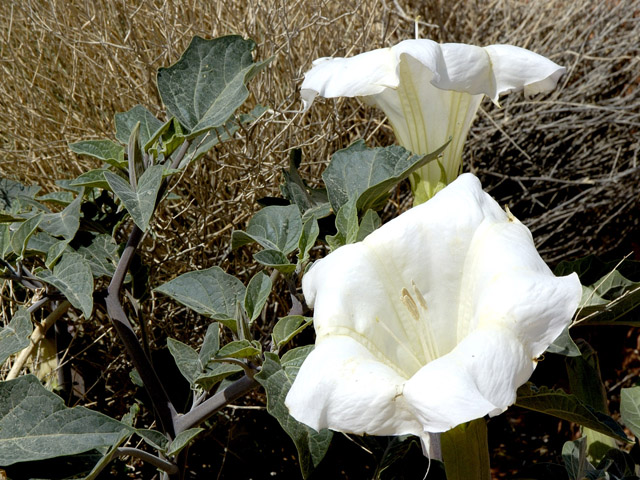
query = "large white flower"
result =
(285, 173, 581, 452)
(301, 40, 566, 203)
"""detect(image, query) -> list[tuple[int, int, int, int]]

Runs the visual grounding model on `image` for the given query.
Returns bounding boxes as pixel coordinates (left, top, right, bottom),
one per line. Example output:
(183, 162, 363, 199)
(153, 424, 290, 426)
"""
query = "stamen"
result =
(412, 280, 428, 311)
(401, 287, 420, 321)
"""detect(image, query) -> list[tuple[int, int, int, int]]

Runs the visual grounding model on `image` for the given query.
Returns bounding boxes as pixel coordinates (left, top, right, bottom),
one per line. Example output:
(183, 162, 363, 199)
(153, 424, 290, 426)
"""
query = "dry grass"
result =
(1, 0, 639, 476)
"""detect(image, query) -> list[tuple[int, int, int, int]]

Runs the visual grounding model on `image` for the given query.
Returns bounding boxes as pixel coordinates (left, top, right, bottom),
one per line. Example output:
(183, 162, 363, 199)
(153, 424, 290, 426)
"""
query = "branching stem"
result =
(116, 447, 178, 475)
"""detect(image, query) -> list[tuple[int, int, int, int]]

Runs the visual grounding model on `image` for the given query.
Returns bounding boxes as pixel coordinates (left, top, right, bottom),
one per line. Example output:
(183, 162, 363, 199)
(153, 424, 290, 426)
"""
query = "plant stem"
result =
(106, 225, 177, 437)
(116, 447, 178, 475)
(174, 374, 259, 434)
(6, 300, 71, 380)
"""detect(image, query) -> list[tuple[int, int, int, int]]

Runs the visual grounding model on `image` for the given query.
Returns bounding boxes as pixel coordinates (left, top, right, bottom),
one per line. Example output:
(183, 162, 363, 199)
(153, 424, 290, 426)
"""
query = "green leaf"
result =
(0, 178, 40, 211)
(356, 209, 381, 241)
(326, 198, 358, 250)
(232, 204, 302, 254)
(0, 375, 130, 466)
(146, 117, 186, 159)
(37, 252, 94, 318)
(195, 362, 243, 391)
(255, 347, 332, 478)
(135, 428, 169, 452)
(26, 231, 58, 255)
(45, 239, 71, 269)
(157, 35, 270, 137)
(199, 322, 220, 365)
(114, 105, 163, 148)
(565, 341, 608, 414)
(154, 266, 246, 328)
(562, 437, 592, 480)
(323, 140, 449, 212)
(280, 148, 329, 214)
(216, 339, 260, 359)
(297, 218, 319, 266)
(620, 386, 640, 439)
(37, 190, 75, 206)
(441, 419, 491, 480)
(167, 338, 201, 386)
(0, 224, 10, 258)
(254, 249, 296, 274)
(127, 122, 145, 189)
(244, 271, 271, 322)
(184, 105, 268, 166)
(515, 383, 629, 443)
(0, 307, 32, 366)
(271, 315, 312, 349)
(11, 212, 43, 258)
(104, 164, 164, 231)
(39, 191, 82, 240)
(81, 429, 131, 480)
(76, 234, 120, 278)
(69, 139, 126, 168)
(167, 428, 204, 456)
(69, 169, 111, 190)
(546, 327, 581, 357)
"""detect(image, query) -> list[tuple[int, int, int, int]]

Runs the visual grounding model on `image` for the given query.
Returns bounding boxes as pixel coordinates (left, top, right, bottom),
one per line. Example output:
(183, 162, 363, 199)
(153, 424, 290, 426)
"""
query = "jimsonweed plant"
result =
(0, 33, 640, 480)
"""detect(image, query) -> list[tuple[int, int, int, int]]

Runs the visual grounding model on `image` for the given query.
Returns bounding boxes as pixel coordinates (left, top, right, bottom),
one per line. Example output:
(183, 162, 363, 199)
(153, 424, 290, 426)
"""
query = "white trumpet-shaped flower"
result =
(301, 40, 566, 203)
(285, 174, 581, 453)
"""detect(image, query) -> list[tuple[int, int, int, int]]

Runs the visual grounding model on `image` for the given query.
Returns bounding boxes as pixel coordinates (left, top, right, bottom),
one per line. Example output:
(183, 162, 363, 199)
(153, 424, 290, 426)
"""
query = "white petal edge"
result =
(285, 336, 424, 437)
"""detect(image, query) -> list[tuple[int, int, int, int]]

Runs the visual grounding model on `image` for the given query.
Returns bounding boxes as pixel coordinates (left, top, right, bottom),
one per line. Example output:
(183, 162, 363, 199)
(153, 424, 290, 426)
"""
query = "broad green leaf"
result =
(546, 327, 581, 357)
(69, 139, 125, 168)
(196, 362, 243, 391)
(157, 35, 270, 137)
(297, 218, 319, 266)
(271, 315, 312, 349)
(216, 339, 260, 359)
(562, 437, 593, 480)
(69, 169, 111, 190)
(244, 271, 271, 322)
(127, 122, 145, 189)
(620, 386, 640, 439)
(326, 198, 358, 250)
(515, 383, 629, 442)
(167, 428, 204, 456)
(135, 428, 169, 452)
(76, 234, 120, 278)
(565, 341, 608, 414)
(154, 266, 245, 328)
(81, 429, 130, 480)
(104, 164, 164, 231)
(26, 231, 57, 255)
(184, 105, 268, 166)
(255, 347, 332, 479)
(0, 224, 10, 258)
(254, 249, 296, 274)
(114, 105, 163, 148)
(39, 191, 82, 240)
(356, 209, 382, 242)
(37, 190, 75, 205)
(11, 212, 43, 258)
(37, 252, 94, 318)
(442, 419, 491, 480)
(0, 307, 32, 366)
(167, 338, 200, 385)
(280, 148, 329, 214)
(199, 323, 220, 365)
(231, 204, 302, 254)
(0, 375, 130, 465)
(45, 239, 71, 269)
(146, 117, 186, 158)
(0, 178, 40, 210)
(323, 140, 448, 212)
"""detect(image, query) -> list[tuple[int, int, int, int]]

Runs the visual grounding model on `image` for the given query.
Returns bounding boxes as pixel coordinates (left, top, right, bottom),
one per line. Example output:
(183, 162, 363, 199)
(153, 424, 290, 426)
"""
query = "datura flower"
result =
(300, 40, 566, 204)
(285, 174, 581, 453)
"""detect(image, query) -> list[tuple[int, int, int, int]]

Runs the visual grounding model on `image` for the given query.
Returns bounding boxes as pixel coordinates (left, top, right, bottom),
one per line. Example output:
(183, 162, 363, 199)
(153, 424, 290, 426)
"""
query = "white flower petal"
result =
(285, 336, 423, 437)
(300, 48, 397, 110)
(288, 173, 581, 441)
(403, 326, 533, 432)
